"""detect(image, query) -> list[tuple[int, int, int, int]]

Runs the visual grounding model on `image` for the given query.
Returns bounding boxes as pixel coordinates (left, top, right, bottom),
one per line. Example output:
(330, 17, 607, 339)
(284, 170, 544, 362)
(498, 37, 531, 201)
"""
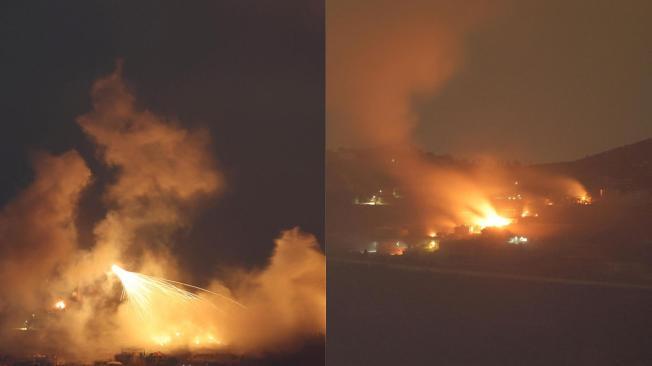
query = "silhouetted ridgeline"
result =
(536, 138, 652, 193)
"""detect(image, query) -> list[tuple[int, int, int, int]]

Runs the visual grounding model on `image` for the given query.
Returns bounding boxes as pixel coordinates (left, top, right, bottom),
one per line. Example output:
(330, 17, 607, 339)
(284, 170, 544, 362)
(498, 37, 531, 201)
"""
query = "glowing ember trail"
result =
(111, 264, 202, 318)
(111, 264, 243, 316)
(110, 264, 245, 348)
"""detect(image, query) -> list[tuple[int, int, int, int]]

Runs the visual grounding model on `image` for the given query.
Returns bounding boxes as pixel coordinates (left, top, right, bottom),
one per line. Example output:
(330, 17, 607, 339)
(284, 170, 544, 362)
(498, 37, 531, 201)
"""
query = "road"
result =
(328, 258, 652, 365)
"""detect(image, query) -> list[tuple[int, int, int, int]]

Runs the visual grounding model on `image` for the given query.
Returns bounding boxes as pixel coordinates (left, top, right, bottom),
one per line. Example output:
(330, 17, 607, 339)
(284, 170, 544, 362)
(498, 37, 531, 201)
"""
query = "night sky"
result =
(416, 0, 652, 163)
(0, 1, 324, 277)
(327, 0, 652, 163)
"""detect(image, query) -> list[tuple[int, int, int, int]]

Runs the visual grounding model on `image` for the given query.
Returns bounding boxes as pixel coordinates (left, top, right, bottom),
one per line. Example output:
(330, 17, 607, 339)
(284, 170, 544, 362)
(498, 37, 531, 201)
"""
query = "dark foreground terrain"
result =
(328, 259, 652, 366)
(0, 339, 324, 366)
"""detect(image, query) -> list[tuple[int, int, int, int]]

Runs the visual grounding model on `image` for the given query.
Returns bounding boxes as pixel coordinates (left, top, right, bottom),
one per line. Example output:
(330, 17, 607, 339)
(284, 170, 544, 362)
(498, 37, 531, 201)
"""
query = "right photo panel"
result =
(327, 0, 652, 365)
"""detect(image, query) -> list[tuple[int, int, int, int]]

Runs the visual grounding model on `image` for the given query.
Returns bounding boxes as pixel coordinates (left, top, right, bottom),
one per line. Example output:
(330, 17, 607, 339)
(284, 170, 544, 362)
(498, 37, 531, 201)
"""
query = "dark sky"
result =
(416, 0, 652, 163)
(0, 1, 324, 275)
(327, 0, 652, 163)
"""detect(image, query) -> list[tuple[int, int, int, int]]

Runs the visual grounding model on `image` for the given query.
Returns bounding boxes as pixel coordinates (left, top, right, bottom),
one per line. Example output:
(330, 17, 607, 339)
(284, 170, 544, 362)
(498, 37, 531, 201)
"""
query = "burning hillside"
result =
(326, 0, 598, 252)
(327, 147, 593, 241)
(327, 142, 652, 276)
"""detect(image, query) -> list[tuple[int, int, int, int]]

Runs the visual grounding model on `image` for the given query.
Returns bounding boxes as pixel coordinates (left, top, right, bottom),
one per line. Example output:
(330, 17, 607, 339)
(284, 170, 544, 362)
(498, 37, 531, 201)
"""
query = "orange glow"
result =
(467, 205, 512, 234)
(389, 241, 407, 255)
(475, 212, 511, 229)
(109, 263, 236, 349)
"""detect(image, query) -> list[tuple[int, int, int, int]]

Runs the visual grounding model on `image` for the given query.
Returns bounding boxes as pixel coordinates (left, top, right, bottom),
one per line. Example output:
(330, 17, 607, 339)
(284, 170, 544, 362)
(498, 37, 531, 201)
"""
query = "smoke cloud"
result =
(220, 228, 326, 353)
(327, 0, 509, 231)
(327, 0, 589, 234)
(76, 61, 222, 273)
(0, 151, 90, 311)
(327, 0, 495, 148)
(0, 64, 325, 359)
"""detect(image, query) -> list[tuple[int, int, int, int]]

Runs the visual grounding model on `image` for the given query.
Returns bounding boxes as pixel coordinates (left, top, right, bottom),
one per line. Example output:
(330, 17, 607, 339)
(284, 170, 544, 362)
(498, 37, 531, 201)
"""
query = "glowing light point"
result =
(507, 236, 528, 245)
(425, 239, 439, 252)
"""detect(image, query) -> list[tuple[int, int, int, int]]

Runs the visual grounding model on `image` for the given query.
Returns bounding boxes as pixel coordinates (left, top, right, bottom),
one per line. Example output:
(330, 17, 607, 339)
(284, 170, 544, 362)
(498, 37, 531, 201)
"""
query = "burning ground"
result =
(327, 143, 652, 281)
(0, 65, 325, 360)
(326, 0, 651, 269)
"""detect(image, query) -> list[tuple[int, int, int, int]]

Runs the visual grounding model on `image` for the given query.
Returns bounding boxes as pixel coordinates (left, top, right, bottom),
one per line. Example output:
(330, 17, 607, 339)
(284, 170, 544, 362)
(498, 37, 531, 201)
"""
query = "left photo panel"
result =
(0, 2, 324, 365)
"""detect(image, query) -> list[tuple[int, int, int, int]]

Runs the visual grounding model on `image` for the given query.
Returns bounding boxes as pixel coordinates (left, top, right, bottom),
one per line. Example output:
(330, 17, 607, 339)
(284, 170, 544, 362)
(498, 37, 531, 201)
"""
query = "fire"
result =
(475, 212, 511, 229)
(54, 300, 66, 310)
(110, 264, 242, 349)
(468, 206, 512, 233)
(577, 194, 592, 205)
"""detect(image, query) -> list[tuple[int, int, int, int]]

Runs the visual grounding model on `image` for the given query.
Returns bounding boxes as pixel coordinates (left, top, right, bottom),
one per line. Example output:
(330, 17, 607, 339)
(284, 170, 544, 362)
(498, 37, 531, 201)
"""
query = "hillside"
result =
(536, 138, 652, 192)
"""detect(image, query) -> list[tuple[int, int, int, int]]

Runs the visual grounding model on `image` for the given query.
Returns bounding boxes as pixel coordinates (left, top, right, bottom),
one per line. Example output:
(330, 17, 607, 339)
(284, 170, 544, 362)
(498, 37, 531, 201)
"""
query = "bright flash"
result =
(111, 264, 244, 317)
(474, 212, 511, 230)
(54, 300, 66, 310)
(110, 264, 243, 348)
(111, 264, 204, 318)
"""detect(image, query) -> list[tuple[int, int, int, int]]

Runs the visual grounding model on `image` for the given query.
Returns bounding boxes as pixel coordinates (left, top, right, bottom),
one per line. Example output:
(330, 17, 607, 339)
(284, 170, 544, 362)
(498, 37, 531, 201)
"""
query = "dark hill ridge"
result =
(535, 138, 652, 192)
(326, 138, 652, 196)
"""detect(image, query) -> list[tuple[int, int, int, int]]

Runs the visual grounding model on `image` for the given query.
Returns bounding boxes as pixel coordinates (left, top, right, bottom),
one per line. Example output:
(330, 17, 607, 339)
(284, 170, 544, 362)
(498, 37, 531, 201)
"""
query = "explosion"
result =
(112, 264, 203, 317)
(109, 264, 236, 349)
(111, 264, 243, 315)
(0, 64, 325, 359)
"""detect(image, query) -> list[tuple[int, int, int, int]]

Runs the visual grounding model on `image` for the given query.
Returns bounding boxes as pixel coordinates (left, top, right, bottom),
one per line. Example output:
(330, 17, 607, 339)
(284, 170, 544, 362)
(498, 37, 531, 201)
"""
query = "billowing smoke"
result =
(218, 228, 326, 353)
(327, 0, 506, 231)
(74, 61, 223, 277)
(0, 151, 90, 310)
(327, 0, 587, 233)
(327, 0, 495, 148)
(0, 64, 324, 359)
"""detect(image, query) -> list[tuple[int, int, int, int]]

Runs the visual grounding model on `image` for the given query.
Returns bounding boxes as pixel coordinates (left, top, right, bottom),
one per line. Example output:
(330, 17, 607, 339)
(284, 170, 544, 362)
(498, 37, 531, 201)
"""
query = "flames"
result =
(577, 194, 592, 205)
(470, 210, 512, 233)
(326, 0, 597, 255)
(416, 167, 590, 237)
(108, 263, 243, 350)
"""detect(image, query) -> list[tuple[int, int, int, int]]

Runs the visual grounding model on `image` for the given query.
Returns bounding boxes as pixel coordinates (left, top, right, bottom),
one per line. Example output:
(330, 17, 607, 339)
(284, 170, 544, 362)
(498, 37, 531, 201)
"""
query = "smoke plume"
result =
(76, 61, 222, 274)
(220, 228, 326, 353)
(0, 151, 90, 311)
(327, 0, 495, 148)
(327, 0, 589, 233)
(0, 64, 325, 359)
